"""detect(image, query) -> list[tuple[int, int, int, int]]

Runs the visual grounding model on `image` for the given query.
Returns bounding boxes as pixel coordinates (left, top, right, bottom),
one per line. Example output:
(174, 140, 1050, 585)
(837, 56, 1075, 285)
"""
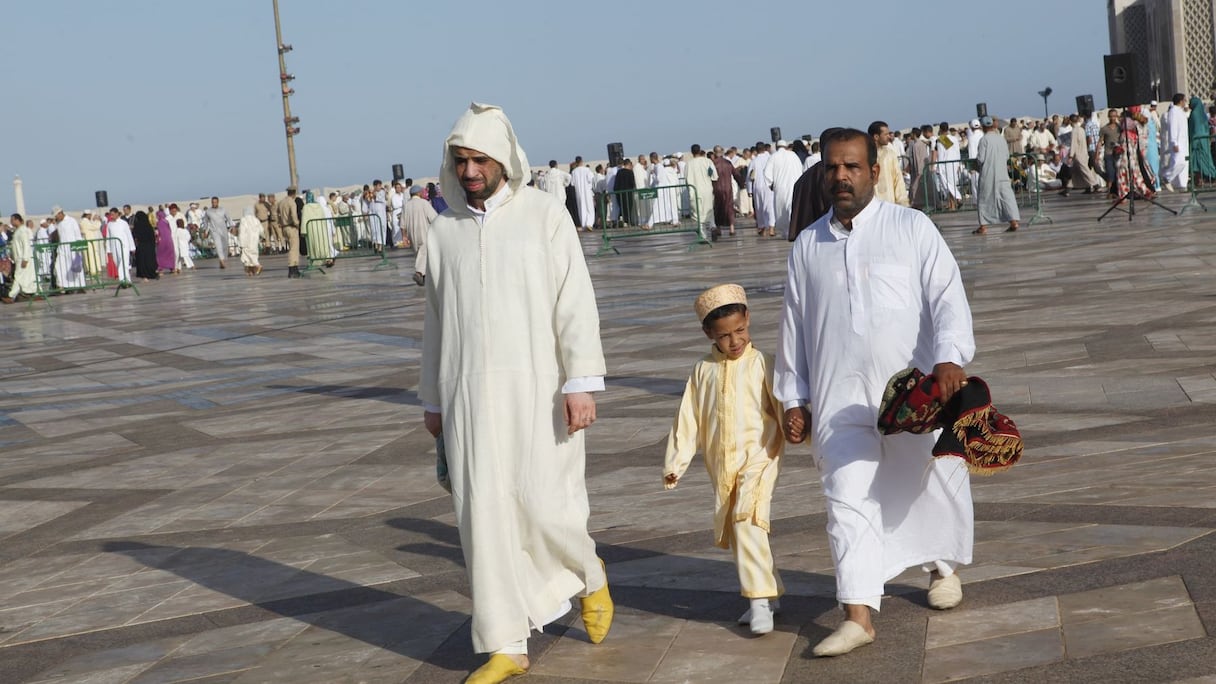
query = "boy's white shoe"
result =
(737, 597, 781, 624)
(746, 598, 774, 635)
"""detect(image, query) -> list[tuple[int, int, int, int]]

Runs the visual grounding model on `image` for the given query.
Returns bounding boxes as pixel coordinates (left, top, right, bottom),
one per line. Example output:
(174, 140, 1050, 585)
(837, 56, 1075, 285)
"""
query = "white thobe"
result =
(401, 196, 437, 275)
(570, 166, 596, 228)
(105, 219, 134, 281)
(803, 152, 821, 172)
(34, 227, 51, 278)
(934, 135, 963, 200)
(750, 152, 775, 228)
(53, 216, 86, 289)
(420, 172, 606, 652)
(651, 164, 680, 225)
(237, 216, 264, 267)
(763, 149, 802, 236)
(8, 225, 37, 298)
(603, 167, 620, 221)
(168, 212, 194, 269)
(544, 167, 569, 203)
(1163, 104, 1190, 189)
(775, 199, 975, 610)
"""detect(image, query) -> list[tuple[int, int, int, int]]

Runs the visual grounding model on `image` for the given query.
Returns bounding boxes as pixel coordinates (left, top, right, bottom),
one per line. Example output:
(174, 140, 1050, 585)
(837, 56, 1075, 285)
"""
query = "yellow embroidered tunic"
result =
(664, 343, 784, 548)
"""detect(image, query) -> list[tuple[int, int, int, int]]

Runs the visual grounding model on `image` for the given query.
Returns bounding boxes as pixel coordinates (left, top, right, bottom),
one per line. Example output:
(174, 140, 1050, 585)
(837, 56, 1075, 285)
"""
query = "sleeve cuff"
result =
(934, 343, 965, 367)
(562, 376, 605, 393)
(423, 403, 441, 413)
(782, 399, 808, 411)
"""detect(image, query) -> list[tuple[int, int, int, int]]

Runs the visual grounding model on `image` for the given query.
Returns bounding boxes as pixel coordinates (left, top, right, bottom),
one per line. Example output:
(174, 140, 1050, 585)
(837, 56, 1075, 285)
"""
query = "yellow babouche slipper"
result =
(465, 654, 527, 684)
(580, 560, 614, 644)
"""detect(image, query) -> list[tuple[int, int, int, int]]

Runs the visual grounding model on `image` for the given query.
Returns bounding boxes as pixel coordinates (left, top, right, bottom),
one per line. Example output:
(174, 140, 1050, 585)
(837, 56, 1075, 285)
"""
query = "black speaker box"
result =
(391, 164, 404, 182)
(1076, 94, 1094, 117)
(95, 190, 109, 208)
(770, 127, 782, 143)
(975, 103, 988, 118)
(1104, 54, 1139, 109)
(606, 142, 624, 167)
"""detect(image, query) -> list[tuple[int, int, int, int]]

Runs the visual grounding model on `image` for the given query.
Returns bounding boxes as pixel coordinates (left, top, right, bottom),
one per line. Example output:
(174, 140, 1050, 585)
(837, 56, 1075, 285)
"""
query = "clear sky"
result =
(4, 0, 1112, 213)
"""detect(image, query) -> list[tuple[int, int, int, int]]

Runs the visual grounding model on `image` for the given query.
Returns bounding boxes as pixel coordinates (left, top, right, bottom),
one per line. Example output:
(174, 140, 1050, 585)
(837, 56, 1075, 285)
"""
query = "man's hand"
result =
(933, 362, 968, 403)
(663, 473, 679, 490)
(564, 392, 596, 435)
(19, 261, 27, 269)
(424, 411, 442, 438)
(784, 406, 811, 444)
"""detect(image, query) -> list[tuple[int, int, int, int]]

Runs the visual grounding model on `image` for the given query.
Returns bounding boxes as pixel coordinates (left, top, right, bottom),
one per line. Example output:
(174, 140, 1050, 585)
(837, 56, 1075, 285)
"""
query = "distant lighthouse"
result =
(13, 175, 25, 216)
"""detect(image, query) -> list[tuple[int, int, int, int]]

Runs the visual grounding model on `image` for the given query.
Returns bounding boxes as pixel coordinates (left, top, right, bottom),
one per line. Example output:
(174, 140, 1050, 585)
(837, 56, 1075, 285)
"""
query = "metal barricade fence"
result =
(1181, 134, 1214, 214)
(919, 153, 1051, 224)
(595, 184, 710, 256)
(29, 237, 139, 302)
(303, 213, 396, 272)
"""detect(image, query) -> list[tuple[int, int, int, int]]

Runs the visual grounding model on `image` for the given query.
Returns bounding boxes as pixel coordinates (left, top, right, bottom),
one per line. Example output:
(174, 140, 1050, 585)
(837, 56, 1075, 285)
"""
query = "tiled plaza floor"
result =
(0, 191, 1213, 683)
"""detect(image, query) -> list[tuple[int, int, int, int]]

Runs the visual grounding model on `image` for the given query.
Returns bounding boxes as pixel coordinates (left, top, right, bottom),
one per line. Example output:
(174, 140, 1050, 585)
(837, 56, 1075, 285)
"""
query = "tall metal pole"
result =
(273, 0, 299, 190)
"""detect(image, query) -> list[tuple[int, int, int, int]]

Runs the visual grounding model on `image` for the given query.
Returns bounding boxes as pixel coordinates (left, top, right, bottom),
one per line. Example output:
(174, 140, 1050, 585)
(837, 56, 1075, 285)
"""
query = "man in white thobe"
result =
(764, 140, 803, 239)
(570, 161, 596, 230)
(682, 145, 717, 236)
(167, 204, 194, 271)
(4, 214, 36, 302)
(51, 207, 87, 291)
(543, 160, 569, 205)
(103, 208, 134, 281)
(1162, 93, 1190, 191)
(420, 103, 613, 683)
(401, 185, 437, 286)
(750, 144, 775, 235)
(776, 128, 975, 658)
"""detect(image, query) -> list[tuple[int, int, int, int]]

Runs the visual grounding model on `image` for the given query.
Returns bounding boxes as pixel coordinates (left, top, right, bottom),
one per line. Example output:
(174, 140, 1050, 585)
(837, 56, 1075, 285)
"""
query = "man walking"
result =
(776, 127, 976, 657)
(275, 188, 302, 278)
(419, 103, 613, 684)
(201, 197, 233, 268)
(973, 116, 1021, 234)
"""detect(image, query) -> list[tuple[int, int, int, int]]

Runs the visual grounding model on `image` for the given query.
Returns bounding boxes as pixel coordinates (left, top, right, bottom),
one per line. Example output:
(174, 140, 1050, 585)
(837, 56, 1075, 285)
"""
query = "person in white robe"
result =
(933, 125, 963, 209)
(51, 207, 87, 291)
(750, 145, 775, 234)
(776, 128, 975, 658)
(633, 155, 652, 227)
(543, 160, 569, 204)
(601, 164, 620, 225)
(965, 119, 984, 195)
(763, 140, 802, 238)
(34, 220, 52, 279)
(1162, 94, 1190, 191)
(401, 185, 438, 285)
(103, 209, 134, 282)
(78, 211, 103, 275)
(570, 162, 596, 230)
(237, 207, 264, 275)
(167, 204, 194, 271)
(389, 181, 407, 246)
(683, 145, 717, 237)
(4, 214, 37, 302)
(419, 102, 613, 683)
(201, 197, 233, 267)
(973, 117, 1021, 234)
(650, 156, 680, 225)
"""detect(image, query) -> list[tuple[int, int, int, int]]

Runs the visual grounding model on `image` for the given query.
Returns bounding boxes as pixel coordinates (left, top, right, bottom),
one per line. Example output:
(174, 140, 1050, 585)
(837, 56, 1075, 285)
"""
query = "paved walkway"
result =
(0, 192, 1213, 683)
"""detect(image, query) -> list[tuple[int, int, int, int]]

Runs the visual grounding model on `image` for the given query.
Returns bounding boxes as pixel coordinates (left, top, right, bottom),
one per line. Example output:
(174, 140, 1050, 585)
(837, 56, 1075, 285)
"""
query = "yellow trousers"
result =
(723, 506, 784, 599)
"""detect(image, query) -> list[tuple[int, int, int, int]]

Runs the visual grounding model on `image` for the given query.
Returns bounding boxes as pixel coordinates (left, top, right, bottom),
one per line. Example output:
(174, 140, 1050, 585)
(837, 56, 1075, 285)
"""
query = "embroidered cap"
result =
(694, 283, 747, 323)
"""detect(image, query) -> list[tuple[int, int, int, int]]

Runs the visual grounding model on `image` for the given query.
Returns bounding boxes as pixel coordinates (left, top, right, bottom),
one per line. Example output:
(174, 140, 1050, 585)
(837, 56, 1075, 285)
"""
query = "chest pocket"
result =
(869, 263, 915, 310)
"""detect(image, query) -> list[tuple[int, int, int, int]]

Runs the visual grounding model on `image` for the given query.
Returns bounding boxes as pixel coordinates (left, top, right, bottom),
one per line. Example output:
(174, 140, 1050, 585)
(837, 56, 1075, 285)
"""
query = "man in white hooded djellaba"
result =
(419, 102, 614, 684)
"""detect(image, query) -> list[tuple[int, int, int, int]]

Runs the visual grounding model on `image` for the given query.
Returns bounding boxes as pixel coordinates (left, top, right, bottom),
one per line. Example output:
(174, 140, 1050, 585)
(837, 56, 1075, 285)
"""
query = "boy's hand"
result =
(784, 406, 811, 444)
(663, 473, 679, 490)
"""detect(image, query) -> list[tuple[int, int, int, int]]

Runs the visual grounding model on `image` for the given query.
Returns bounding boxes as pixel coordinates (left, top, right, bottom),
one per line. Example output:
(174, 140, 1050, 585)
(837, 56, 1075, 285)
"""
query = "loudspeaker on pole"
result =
(1103, 54, 1140, 109)
(975, 103, 987, 118)
(770, 127, 782, 143)
(95, 190, 109, 208)
(392, 164, 404, 182)
(1075, 94, 1094, 118)
(606, 142, 624, 167)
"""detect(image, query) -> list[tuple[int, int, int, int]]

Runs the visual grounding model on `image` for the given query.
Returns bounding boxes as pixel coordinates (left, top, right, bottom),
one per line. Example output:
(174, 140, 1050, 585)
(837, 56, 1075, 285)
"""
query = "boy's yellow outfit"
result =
(664, 341, 785, 598)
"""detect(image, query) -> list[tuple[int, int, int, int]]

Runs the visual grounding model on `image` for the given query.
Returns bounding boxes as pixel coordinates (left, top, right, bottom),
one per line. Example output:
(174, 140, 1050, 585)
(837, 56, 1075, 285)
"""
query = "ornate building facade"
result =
(1109, 0, 1216, 101)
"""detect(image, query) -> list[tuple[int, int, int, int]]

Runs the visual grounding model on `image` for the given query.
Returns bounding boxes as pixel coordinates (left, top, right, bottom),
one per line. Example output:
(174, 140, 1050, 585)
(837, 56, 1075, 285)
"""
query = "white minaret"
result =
(13, 176, 25, 216)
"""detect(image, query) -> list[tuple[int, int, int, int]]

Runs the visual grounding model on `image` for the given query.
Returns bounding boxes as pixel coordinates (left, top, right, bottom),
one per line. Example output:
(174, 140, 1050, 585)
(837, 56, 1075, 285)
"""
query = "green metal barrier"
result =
(29, 237, 139, 303)
(596, 184, 710, 256)
(303, 213, 396, 273)
(1181, 134, 1213, 214)
(922, 153, 1051, 224)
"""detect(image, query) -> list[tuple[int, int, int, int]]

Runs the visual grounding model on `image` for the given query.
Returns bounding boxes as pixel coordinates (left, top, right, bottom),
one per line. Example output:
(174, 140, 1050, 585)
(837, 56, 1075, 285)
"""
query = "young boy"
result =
(663, 283, 785, 635)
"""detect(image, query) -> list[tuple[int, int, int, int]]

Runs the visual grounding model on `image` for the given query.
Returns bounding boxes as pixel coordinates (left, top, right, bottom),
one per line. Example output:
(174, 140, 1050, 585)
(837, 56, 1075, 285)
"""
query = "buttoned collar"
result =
(827, 197, 881, 239)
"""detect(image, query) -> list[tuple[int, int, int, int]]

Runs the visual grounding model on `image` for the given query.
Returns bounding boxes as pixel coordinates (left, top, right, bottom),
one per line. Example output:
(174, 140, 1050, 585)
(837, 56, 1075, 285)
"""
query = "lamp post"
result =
(1037, 87, 1053, 119)
(272, 0, 299, 190)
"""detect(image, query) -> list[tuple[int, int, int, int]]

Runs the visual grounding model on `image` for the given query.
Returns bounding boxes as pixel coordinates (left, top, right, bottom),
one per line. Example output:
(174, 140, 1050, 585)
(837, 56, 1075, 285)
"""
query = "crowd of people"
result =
(0, 178, 454, 299)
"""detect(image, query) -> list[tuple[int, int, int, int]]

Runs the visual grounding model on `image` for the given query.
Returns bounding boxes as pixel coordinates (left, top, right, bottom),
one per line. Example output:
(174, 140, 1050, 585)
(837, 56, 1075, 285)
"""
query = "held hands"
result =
(663, 473, 679, 490)
(932, 362, 968, 403)
(784, 406, 811, 444)
(564, 392, 596, 435)
(424, 411, 442, 438)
